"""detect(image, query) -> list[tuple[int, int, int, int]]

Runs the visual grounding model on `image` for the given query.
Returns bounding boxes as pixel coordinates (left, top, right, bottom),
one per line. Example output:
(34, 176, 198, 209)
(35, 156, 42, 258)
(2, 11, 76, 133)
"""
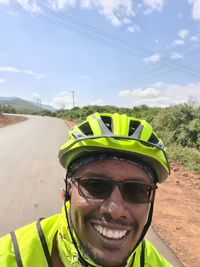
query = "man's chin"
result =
(82, 242, 131, 267)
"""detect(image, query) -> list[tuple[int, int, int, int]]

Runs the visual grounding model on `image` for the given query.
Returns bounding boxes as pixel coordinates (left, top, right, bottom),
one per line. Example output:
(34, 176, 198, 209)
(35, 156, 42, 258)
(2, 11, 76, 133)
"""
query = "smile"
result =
(94, 224, 128, 239)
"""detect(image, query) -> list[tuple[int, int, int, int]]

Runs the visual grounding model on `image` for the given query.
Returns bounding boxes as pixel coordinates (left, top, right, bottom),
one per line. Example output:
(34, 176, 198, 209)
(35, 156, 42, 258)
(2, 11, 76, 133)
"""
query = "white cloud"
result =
(50, 0, 135, 26)
(0, 0, 168, 27)
(143, 0, 165, 14)
(94, 0, 135, 26)
(0, 66, 43, 79)
(190, 35, 199, 42)
(178, 29, 189, 39)
(0, 66, 20, 72)
(170, 52, 184, 60)
(118, 82, 200, 107)
(173, 39, 185, 46)
(53, 91, 74, 109)
(127, 24, 141, 33)
(32, 92, 40, 99)
(188, 0, 200, 20)
(15, 0, 40, 12)
(143, 54, 161, 62)
(51, 0, 76, 9)
(119, 87, 160, 98)
(23, 70, 44, 79)
(91, 98, 103, 105)
(122, 18, 131, 24)
(80, 0, 91, 8)
(0, 78, 6, 83)
(0, 0, 10, 4)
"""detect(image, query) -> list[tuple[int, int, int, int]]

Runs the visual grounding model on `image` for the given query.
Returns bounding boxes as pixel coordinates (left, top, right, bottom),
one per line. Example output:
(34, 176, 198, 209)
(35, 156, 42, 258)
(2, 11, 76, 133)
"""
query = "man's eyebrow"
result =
(76, 171, 151, 182)
(127, 177, 152, 183)
(78, 171, 108, 177)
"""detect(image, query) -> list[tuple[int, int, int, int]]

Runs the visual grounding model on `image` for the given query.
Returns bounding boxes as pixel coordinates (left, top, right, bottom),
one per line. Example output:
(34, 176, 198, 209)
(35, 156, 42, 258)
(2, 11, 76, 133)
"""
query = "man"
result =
(0, 112, 172, 266)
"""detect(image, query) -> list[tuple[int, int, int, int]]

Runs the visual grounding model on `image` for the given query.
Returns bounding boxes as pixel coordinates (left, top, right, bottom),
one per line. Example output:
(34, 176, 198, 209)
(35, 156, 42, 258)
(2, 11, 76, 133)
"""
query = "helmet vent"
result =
(128, 120, 141, 136)
(100, 116, 113, 132)
(148, 133, 159, 144)
(79, 122, 93, 136)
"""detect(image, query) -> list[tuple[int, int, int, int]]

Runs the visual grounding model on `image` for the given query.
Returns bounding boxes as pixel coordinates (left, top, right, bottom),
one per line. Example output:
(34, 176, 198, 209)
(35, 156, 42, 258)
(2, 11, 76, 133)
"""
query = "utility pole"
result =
(37, 97, 42, 115)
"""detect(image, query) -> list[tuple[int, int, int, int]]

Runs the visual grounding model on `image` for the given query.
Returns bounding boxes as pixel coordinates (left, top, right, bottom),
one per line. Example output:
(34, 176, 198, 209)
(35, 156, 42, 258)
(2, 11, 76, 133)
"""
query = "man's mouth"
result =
(93, 224, 128, 239)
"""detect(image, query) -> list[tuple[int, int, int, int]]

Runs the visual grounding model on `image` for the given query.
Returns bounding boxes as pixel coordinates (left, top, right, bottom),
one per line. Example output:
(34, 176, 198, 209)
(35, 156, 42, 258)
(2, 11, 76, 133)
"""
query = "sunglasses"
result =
(71, 177, 157, 204)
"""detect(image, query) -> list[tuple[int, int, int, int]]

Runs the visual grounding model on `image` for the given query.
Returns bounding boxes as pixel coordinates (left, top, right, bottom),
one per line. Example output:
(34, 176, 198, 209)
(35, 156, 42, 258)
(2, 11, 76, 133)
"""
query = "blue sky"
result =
(0, 0, 200, 109)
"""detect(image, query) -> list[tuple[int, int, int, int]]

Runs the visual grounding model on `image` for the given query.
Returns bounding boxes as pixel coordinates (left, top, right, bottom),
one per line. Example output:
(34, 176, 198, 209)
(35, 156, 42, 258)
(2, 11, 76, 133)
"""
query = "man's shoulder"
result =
(1, 213, 60, 239)
(144, 239, 173, 267)
(0, 213, 61, 259)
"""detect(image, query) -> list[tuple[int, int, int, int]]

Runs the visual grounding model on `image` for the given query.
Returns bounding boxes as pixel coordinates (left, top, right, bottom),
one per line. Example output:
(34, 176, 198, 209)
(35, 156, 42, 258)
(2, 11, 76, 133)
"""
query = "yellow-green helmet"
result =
(59, 112, 170, 183)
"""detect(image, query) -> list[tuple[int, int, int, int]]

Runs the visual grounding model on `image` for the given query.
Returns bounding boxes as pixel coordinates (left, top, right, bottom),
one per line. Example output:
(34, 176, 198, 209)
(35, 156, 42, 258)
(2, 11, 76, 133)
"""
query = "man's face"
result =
(69, 159, 153, 267)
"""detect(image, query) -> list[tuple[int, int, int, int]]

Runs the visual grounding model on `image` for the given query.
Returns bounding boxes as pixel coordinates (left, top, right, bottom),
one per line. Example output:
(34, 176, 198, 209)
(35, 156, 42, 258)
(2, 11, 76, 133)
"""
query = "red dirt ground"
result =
(153, 162, 200, 267)
(0, 113, 27, 127)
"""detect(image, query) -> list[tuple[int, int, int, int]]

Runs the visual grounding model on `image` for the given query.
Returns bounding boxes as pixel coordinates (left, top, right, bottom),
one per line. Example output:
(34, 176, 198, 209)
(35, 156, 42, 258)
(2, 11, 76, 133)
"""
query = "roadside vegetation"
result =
(1, 103, 199, 174)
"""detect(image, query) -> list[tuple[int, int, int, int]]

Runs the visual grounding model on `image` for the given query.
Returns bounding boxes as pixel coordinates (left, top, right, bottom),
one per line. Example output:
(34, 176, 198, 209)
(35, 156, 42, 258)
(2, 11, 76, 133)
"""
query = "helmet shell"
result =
(59, 112, 170, 183)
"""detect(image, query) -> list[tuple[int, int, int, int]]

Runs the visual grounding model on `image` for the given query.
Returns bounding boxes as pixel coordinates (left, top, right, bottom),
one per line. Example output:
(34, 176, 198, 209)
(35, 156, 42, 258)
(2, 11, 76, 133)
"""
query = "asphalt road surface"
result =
(0, 115, 67, 235)
(0, 115, 183, 266)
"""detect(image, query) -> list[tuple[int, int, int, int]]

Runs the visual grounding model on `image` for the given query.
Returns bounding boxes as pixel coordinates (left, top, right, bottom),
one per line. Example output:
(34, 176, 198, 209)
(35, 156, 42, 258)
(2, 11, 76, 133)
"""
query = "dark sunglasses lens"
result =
(122, 182, 152, 203)
(79, 178, 113, 199)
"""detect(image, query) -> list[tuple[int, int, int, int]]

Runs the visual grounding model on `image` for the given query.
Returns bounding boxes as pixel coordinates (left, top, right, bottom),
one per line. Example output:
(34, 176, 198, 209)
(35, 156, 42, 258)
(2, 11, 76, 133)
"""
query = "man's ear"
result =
(67, 179, 72, 196)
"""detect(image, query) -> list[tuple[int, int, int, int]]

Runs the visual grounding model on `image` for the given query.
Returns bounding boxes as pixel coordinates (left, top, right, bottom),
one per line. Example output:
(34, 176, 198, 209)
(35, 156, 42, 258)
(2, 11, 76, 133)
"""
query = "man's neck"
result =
(51, 234, 65, 267)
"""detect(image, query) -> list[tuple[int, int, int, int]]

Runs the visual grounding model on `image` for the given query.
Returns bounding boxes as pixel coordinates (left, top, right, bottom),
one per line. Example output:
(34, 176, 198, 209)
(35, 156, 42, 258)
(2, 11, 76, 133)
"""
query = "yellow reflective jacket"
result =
(0, 212, 173, 267)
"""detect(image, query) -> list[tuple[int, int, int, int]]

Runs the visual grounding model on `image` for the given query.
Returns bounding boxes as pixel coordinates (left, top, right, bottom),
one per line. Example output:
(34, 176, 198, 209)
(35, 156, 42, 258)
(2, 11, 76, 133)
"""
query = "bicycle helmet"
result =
(59, 112, 170, 183)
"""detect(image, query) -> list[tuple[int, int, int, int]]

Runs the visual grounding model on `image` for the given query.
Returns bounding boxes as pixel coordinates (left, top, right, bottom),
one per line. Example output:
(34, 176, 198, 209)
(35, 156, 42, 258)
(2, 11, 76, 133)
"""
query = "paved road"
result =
(146, 227, 184, 266)
(0, 115, 183, 266)
(0, 115, 67, 235)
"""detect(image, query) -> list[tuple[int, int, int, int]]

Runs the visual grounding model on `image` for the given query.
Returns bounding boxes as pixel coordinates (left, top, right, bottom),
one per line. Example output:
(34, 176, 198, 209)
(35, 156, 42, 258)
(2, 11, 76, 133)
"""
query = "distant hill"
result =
(30, 101, 56, 112)
(0, 97, 56, 112)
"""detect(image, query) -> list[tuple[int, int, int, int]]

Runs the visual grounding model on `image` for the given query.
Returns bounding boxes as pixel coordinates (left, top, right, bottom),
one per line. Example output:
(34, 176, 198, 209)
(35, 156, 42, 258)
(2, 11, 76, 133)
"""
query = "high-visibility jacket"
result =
(0, 213, 173, 267)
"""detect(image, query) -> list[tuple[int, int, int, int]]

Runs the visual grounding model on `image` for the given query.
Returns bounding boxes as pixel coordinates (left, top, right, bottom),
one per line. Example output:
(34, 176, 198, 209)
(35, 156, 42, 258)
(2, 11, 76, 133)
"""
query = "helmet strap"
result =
(133, 200, 155, 250)
(64, 174, 71, 201)
(63, 195, 96, 267)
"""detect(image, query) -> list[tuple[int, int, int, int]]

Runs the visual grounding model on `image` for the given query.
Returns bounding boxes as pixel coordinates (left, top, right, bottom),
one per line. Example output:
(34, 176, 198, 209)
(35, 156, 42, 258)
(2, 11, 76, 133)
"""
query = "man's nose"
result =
(100, 185, 130, 221)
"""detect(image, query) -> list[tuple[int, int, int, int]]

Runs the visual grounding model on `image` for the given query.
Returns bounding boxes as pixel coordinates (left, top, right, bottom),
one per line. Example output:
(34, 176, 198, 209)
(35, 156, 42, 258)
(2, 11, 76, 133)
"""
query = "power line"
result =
(14, 3, 199, 78)
(13, 3, 200, 81)
(36, 3, 200, 78)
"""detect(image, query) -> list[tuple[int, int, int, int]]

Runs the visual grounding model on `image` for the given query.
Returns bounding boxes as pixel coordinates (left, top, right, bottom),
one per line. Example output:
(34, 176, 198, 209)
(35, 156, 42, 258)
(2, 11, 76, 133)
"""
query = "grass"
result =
(167, 144, 200, 174)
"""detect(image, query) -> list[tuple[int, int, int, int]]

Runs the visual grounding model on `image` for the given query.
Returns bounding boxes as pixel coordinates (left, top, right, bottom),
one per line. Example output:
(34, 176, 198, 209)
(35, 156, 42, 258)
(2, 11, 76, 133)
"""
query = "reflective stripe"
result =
(36, 219, 53, 267)
(140, 239, 146, 267)
(10, 231, 24, 267)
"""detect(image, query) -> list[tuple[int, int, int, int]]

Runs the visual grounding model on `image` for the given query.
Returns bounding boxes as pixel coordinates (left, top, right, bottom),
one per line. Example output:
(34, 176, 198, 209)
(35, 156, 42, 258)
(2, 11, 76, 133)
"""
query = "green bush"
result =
(167, 144, 200, 173)
(154, 104, 200, 149)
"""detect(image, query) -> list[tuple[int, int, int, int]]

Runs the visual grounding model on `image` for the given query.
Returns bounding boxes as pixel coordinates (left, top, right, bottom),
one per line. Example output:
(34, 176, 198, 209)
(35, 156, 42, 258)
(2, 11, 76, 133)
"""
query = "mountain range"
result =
(0, 97, 56, 112)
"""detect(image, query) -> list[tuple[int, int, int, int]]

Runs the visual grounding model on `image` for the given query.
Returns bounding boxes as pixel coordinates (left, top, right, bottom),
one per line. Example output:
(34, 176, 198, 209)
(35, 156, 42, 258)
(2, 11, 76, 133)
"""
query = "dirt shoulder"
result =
(153, 163, 200, 267)
(64, 119, 77, 128)
(0, 113, 27, 127)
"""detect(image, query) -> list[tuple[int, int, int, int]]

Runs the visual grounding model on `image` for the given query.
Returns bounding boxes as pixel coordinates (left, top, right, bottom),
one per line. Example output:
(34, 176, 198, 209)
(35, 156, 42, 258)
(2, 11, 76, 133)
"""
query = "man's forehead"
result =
(67, 154, 154, 182)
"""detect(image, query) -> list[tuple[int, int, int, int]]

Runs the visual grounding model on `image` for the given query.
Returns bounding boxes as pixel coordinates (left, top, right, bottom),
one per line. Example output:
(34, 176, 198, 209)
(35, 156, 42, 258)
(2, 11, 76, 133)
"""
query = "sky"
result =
(0, 0, 200, 109)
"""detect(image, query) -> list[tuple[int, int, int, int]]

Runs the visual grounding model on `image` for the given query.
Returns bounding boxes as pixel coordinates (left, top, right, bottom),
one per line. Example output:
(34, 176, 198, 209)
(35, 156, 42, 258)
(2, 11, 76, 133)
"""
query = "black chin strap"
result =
(133, 201, 154, 251)
(63, 197, 94, 267)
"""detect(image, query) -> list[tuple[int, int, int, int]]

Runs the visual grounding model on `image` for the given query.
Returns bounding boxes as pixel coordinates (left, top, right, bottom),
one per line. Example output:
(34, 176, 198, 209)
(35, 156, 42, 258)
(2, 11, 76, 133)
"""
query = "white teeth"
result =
(94, 225, 127, 239)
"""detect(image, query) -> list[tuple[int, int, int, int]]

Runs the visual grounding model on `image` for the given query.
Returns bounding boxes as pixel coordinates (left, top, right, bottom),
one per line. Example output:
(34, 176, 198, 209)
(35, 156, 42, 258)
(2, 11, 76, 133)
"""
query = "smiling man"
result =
(67, 159, 156, 267)
(0, 112, 172, 267)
